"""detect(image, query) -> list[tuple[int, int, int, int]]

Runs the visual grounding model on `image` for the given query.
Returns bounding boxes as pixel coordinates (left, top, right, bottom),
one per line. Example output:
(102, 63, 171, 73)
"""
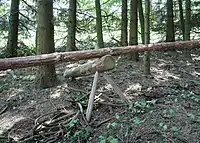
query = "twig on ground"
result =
(33, 110, 75, 134)
(20, 131, 60, 143)
(0, 136, 9, 140)
(77, 102, 89, 126)
(26, 111, 78, 143)
(75, 94, 88, 102)
(46, 138, 59, 143)
(0, 105, 8, 115)
(44, 128, 64, 143)
(98, 93, 124, 103)
(66, 86, 88, 94)
(27, 99, 61, 108)
(49, 98, 58, 110)
(49, 111, 76, 125)
(95, 117, 114, 128)
(94, 111, 126, 128)
(62, 111, 80, 125)
(33, 111, 55, 132)
(19, 134, 41, 143)
(134, 130, 162, 141)
(96, 101, 125, 107)
(171, 135, 189, 143)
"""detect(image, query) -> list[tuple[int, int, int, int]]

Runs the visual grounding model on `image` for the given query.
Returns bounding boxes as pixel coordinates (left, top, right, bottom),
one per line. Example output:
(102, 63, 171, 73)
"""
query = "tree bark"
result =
(178, 0, 185, 40)
(95, 0, 104, 48)
(144, 0, 151, 75)
(36, 0, 56, 88)
(138, 0, 145, 44)
(166, 0, 175, 42)
(6, 0, 20, 57)
(67, 0, 77, 51)
(0, 40, 199, 71)
(129, 0, 139, 61)
(184, 0, 192, 59)
(121, 0, 128, 46)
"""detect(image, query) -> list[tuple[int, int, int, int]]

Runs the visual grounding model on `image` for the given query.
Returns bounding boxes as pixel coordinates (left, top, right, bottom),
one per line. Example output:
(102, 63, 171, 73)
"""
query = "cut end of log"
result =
(100, 55, 115, 71)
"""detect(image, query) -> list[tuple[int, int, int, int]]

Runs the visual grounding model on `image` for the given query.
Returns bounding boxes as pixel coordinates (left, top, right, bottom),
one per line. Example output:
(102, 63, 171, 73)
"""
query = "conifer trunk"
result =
(121, 0, 128, 46)
(36, 0, 56, 88)
(95, 0, 104, 48)
(144, 0, 150, 75)
(129, 0, 139, 61)
(6, 0, 20, 57)
(166, 0, 175, 42)
(138, 0, 145, 44)
(67, 0, 77, 51)
(178, 0, 185, 40)
(184, 0, 192, 59)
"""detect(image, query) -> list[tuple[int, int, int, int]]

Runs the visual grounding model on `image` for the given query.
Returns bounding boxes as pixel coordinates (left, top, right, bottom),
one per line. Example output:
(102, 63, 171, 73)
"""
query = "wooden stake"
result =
(86, 71, 99, 122)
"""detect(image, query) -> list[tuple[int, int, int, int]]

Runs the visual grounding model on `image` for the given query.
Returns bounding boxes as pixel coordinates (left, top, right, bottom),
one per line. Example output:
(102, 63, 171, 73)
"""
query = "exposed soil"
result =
(0, 50, 200, 143)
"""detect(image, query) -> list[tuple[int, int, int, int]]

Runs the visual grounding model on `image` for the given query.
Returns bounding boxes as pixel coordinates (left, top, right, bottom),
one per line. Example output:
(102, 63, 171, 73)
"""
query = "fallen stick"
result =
(77, 102, 88, 125)
(96, 101, 125, 107)
(103, 74, 130, 103)
(94, 111, 126, 128)
(0, 105, 8, 115)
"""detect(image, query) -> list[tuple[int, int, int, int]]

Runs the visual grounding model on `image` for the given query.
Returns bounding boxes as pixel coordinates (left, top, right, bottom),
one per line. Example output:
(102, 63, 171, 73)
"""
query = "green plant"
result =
(129, 100, 157, 114)
(180, 90, 200, 103)
(70, 128, 91, 142)
(64, 119, 91, 142)
(98, 135, 118, 143)
(98, 136, 106, 143)
(162, 109, 175, 118)
(159, 122, 168, 131)
(133, 118, 141, 125)
(170, 126, 179, 133)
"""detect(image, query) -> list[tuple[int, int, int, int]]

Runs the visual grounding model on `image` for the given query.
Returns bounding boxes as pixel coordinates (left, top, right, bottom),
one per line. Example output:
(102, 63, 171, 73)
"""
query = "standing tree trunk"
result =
(67, 0, 77, 51)
(184, 0, 192, 59)
(36, 0, 56, 88)
(95, 0, 104, 48)
(166, 0, 175, 42)
(121, 0, 128, 46)
(144, 0, 151, 75)
(178, 0, 185, 40)
(6, 0, 20, 57)
(138, 0, 145, 44)
(129, 0, 139, 61)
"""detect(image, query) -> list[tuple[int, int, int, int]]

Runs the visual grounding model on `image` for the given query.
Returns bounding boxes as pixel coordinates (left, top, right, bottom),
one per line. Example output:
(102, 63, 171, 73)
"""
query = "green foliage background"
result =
(0, 0, 200, 57)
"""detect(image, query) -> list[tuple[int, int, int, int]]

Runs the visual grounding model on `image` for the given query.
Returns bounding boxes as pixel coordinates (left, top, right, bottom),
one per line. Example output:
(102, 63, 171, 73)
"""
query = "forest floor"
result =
(0, 49, 200, 143)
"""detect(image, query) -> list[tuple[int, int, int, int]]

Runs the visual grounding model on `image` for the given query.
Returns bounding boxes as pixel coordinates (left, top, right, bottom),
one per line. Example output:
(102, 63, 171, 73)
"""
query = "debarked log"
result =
(64, 55, 115, 77)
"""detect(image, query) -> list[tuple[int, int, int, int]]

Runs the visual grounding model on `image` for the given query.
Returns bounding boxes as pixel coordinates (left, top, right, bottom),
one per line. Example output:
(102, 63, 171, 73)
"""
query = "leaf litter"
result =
(0, 50, 200, 142)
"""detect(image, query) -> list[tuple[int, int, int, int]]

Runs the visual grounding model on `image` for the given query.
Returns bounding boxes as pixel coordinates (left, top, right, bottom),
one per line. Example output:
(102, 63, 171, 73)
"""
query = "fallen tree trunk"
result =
(0, 40, 199, 70)
(64, 55, 115, 77)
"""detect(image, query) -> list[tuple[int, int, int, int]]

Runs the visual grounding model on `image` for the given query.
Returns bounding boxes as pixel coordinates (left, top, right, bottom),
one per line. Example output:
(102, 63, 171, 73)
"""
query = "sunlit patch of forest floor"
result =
(0, 49, 200, 143)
